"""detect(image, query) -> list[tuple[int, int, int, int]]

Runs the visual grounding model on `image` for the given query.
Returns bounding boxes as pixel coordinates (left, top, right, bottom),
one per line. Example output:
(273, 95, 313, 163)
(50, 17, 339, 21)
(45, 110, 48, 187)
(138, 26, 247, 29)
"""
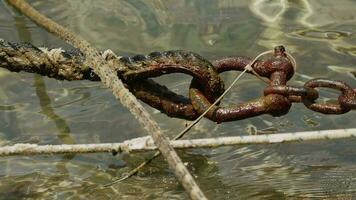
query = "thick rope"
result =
(7, 0, 206, 199)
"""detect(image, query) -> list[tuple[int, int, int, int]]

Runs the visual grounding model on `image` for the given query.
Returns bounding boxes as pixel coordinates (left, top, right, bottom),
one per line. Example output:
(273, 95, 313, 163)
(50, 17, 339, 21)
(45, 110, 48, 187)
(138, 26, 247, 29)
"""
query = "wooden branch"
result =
(1, 128, 355, 156)
(7, 1, 207, 199)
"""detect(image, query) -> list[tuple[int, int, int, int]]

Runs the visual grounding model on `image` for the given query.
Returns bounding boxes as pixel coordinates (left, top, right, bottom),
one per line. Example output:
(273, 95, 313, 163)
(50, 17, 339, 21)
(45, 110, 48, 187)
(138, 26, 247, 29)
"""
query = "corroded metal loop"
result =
(114, 50, 226, 120)
(118, 50, 225, 102)
(189, 46, 294, 123)
(127, 79, 198, 120)
(255, 46, 295, 84)
(264, 85, 319, 102)
(189, 85, 291, 123)
(211, 46, 295, 82)
(302, 78, 355, 114)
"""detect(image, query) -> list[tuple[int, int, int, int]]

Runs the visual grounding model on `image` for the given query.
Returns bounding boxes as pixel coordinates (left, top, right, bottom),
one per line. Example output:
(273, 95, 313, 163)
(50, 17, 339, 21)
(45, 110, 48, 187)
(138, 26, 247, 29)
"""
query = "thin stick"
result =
(111, 50, 275, 184)
(7, 1, 206, 199)
(0, 128, 355, 156)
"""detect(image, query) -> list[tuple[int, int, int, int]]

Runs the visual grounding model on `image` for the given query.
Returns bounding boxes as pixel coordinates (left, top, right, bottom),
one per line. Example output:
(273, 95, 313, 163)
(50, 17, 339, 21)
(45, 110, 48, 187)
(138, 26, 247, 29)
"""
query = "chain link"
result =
(302, 78, 356, 114)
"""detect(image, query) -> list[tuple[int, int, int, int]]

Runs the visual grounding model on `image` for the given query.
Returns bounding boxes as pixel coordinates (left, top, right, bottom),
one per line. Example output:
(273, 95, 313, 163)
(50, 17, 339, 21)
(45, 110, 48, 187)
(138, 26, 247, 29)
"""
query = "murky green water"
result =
(0, 0, 356, 199)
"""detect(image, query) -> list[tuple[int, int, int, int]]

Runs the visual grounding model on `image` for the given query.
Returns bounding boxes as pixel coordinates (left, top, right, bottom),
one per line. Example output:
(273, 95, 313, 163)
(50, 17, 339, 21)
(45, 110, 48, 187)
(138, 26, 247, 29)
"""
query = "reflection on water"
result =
(0, 0, 356, 199)
(292, 29, 351, 41)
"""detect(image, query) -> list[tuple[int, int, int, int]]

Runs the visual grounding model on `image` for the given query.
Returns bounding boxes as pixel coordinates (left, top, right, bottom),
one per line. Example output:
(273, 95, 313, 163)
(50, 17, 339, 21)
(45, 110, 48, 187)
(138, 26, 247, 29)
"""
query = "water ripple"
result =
(290, 29, 351, 41)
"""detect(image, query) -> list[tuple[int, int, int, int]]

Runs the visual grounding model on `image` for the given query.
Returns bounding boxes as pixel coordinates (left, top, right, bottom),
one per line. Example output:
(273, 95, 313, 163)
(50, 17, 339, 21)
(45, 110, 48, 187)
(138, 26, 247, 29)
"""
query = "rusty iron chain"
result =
(121, 46, 356, 122)
(1, 39, 355, 121)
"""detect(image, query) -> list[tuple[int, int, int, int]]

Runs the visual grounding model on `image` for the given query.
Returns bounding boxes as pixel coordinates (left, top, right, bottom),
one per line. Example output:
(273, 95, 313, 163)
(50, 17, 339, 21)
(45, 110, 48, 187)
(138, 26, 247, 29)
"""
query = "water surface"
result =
(0, 0, 356, 199)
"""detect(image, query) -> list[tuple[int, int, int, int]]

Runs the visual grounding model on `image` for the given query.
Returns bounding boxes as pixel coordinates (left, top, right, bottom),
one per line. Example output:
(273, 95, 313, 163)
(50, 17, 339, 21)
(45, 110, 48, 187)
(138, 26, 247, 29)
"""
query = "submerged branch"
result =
(1, 128, 355, 156)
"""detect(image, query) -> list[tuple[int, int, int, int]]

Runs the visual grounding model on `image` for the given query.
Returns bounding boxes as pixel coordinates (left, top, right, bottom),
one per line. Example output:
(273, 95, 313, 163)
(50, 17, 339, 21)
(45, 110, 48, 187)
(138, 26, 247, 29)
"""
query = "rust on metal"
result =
(302, 78, 356, 114)
(189, 46, 295, 122)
